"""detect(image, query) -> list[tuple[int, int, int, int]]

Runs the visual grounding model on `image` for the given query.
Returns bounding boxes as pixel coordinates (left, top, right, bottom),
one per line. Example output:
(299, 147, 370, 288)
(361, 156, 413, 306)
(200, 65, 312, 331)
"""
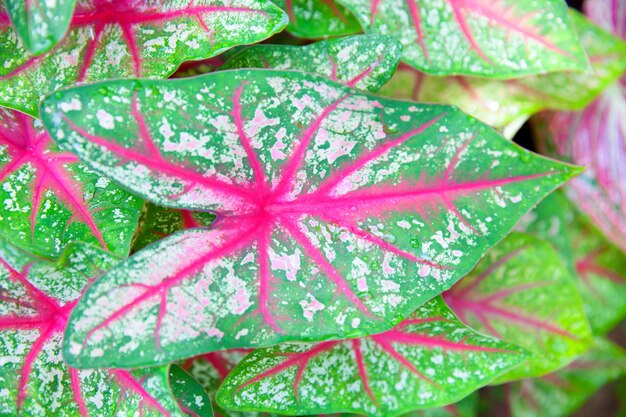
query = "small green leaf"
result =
(444, 232, 592, 381)
(0, 0, 288, 116)
(4, 0, 76, 54)
(506, 338, 626, 417)
(0, 108, 142, 258)
(0, 240, 187, 416)
(169, 364, 214, 417)
(522, 191, 626, 334)
(272, 0, 361, 38)
(378, 10, 626, 134)
(335, 0, 589, 77)
(221, 34, 402, 92)
(216, 297, 526, 417)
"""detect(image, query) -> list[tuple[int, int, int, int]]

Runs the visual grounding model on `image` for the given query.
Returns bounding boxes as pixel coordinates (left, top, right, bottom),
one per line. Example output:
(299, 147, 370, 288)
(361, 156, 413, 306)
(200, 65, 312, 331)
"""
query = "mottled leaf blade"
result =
(169, 364, 214, 417)
(216, 297, 526, 417)
(0, 108, 142, 258)
(273, 0, 361, 38)
(0, 240, 187, 416)
(335, 0, 589, 78)
(220, 34, 401, 92)
(444, 232, 592, 382)
(186, 350, 477, 417)
(42, 70, 580, 369)
(4, 0, 76, 54)
(521, 191, 626, 335)
(0, 0, 287, 116)
(378, 11, 626, 133)
(506, 338, 626, 417)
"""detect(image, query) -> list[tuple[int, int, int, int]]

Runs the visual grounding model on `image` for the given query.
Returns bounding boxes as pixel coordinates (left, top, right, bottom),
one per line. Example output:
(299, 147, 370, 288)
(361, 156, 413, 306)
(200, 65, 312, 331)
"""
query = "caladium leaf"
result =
(169, 364, 214, 417)
(131, 203, 216, 253)
(42, 70, 580, 369)
(0, 240, 189, 416)
(0, 0, 287, 117)
(186, 350, 476, 417)
(272, 0, 361, 38)
(444, 232, 592, 382)
(0, 108, 142, 258)
(4, 0, 76, 54)
(521, 191, 626, 335)
(334, 0, 589, 78)
(504, 338, 626, 417)
(220, 34, 402, 92)
(378, 11, 626, 135)
(216, 297, 526, 417)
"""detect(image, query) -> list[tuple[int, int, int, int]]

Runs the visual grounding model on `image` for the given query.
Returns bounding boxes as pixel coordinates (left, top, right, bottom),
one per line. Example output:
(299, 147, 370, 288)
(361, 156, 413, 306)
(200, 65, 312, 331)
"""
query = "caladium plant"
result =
(0, 0, 623, 415)
(39, 70, 577, 369)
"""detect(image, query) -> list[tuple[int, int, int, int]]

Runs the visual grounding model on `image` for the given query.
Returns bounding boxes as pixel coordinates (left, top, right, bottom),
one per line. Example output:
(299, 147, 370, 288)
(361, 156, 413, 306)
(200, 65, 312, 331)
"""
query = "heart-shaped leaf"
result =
(41, 70, 580, 369)
(521, 191, 626, 335)
(444, 232, 592, 382)
(169, 364, 214, 417)
(184, 351, 476, 417)
(220, 34, 401, 92)
(272, 0, 361, 38)
(0, 0, 287, 116)
(4, 0, 76, 54)
(335, 0, 589, 77)
(503, 338, 626, 417)
(378, 11, 626, 135)
(216, 297, 526, 417)
(0, 108, 142, 258)
(0, 240, 190, 416)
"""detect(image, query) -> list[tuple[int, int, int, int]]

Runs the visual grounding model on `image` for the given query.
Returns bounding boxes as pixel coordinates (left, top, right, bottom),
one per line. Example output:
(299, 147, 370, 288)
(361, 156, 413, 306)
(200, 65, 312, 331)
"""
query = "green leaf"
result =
(335, 0, 589, 78)
(220, 34, 402, 92)
(521, 191, 626, 335)
(378, 10, 626, 134)
(186, 351, 476, 417)
(0, 0, 287, 116)
(169, 364, 214, 417)
(506, 338, 626, 417)
(4, 0, 76, 54)
(216, 297, 526, 417)
(272, 0, 361, 38)
(0, 240, 187, 416)
(41, 70, 580, 369)
(444, 232, 592, 381)
(0, 108, 142, 258)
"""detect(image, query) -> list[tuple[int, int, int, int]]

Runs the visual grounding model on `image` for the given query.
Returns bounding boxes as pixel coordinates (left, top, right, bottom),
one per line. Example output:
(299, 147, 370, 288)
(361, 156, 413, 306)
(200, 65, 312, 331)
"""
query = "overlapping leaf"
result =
(186, 350, 476, 417)
(0, 0, 287, 116)
(272, 0, 361, 38)
(379, 11, 626, 136)
(521, 191, 626, 334)
(0, 240, 191, 416)
(4, 0, 76, 54)
(221, 34, 401, 92)
(0, 108, 142, 258)
(534, 0, 626, 253)
(169, 364, 214, 417)
(334, 0, 588, 78)
(444, 232, 592, 382)
(504, 338, 626, 417)
(41, 70, 579, 368)
(216, 297, 526, 417)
